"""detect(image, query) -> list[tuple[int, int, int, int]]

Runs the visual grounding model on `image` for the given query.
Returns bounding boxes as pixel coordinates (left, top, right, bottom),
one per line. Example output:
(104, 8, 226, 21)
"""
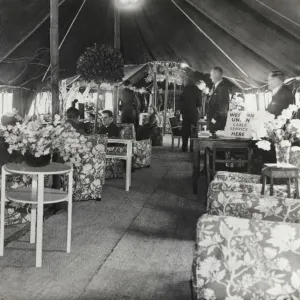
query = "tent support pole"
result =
(50, 0, 60, 118)
(163, 66, 169, 135)
(153, 63, 157, 108)
(173, 83, 176, 111)
(113, 5, 120, 123)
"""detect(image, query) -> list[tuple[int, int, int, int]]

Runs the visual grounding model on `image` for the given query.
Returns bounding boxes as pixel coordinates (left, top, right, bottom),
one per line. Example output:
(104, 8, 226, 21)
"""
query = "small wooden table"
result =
(191, 136, 256, 194)
(261, 164, 300, 198)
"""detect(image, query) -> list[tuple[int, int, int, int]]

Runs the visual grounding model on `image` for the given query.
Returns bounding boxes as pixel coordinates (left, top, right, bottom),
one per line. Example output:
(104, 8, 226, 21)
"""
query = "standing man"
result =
(207, 67, 230, 133)
(267, 71, 294, 117)
(180, 73, 202, 152)
(120, 80, 135, 124)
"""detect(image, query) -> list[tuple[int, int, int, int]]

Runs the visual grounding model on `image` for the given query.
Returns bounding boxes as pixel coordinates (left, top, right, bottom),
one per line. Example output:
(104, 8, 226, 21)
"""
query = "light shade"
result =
(116, 0, 143, 9)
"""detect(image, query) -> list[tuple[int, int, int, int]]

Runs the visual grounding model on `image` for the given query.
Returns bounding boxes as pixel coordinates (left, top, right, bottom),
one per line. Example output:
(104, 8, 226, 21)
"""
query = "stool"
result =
(0, 162, 73, 267)
(261, 164, 299, 198)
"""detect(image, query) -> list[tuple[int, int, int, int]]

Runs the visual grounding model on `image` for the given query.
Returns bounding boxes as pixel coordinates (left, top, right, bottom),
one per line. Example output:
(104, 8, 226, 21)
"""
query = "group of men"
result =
(179, 67, 295, 152)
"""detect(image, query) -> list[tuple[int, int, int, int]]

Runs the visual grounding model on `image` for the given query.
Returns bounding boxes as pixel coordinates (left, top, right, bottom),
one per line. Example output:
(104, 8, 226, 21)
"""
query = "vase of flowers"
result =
(3, 114, 90, 168)
(252, 104, 300, 166)
(275, 141, 291, 165)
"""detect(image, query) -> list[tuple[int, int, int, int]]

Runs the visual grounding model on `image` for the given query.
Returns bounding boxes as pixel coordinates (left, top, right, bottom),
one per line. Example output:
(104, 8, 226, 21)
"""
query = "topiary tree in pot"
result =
(77, 43, 124, 132)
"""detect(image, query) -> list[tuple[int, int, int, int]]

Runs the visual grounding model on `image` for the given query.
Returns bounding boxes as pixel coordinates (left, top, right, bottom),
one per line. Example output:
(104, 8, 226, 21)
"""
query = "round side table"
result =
(0, 162, 73, 267)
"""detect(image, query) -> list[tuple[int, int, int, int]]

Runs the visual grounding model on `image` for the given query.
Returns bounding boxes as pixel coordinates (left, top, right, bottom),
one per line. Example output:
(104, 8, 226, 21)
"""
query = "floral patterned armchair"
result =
(208, 178, 296, 200)
(214, 171, 261, 184)
(208, 190, 300, 223)
(61, 134, 107, 201)
(192, 214, 300, 300)
(105, 123, 151, 179)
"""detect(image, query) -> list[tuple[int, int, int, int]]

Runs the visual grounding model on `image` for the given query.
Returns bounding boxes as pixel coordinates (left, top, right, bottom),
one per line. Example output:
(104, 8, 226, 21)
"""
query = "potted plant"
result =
(2, 114, 90, 167)
(251, 104, 300, 165)
(77, 44, 124, 132)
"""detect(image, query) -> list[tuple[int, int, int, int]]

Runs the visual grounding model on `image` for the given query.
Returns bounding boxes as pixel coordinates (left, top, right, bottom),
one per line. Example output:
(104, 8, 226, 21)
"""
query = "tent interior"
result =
(0, 0, 299, 117)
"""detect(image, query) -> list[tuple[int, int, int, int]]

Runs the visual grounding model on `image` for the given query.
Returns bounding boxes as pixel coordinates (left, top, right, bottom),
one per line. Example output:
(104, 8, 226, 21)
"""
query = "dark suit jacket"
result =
(179, 84, 202, 119)
(207, 81, 230, 132)
(98, 123, 119, 138)
(267, 85, 294, 117)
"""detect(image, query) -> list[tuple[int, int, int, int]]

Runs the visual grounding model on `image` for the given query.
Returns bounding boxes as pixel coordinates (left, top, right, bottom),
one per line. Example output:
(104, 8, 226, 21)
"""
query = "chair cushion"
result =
(208, 190, 300, 223)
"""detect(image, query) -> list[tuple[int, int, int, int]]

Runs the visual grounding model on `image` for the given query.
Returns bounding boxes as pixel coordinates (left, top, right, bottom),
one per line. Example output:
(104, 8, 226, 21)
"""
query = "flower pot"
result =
(24, 152, 51, 167)
(275, 143, 291, 166)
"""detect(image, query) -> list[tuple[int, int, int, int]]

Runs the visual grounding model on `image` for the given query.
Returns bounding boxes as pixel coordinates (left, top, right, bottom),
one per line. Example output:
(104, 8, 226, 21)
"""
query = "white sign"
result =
(224, 111, 256, 138)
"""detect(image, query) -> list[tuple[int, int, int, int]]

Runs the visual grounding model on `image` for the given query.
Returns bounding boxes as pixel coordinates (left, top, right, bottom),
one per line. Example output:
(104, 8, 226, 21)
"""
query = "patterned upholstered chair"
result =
(61, 134, 107, 201)
(213, 170, 261, 184)
(208, 178, 295, 200)
(208, 190, 300, 222)
(192, 214, 300, 300)
(105, 123, 152, 179)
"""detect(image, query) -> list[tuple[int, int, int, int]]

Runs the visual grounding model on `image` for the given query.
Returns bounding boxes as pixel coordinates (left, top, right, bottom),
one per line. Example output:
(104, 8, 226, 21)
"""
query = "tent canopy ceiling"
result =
(0, 0, 299, 90)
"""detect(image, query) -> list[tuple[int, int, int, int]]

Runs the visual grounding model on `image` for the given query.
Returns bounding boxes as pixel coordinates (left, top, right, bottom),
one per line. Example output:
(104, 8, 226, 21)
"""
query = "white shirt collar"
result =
(272, 85, 283, 96)
(214, 80, 223, 89)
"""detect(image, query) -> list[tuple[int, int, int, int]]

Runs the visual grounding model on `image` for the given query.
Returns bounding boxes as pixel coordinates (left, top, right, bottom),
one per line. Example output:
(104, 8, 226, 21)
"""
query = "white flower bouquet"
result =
(252, 104, 300, 164)
(3, 114, 90, 167)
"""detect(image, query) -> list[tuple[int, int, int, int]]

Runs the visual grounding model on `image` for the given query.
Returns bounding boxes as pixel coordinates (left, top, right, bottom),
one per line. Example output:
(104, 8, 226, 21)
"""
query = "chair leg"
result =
(30, 205, 37, 244)
(36, 175, 44, 268)
(126, 158, 131, 191)
(177, 138, 180, 148)
(171, 136, 174, 151)
(205, 151, 211, 187)
(0, 169, 6, 256)
(67, 170, 73, 253)
(30, 175, 37, 244)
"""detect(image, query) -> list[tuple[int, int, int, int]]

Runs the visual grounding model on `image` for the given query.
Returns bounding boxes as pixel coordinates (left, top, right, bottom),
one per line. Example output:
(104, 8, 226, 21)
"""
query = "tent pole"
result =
(50, 0, 60, 118)
(113, 5, 120, 123)
(153, 63, 157, 108)
(173, 83, 176, 111)
(163, 66, 169, 135)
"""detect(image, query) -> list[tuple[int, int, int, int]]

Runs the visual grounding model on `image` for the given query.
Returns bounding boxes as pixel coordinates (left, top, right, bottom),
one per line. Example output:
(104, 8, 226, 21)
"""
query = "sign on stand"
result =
(224, 111, 256, 138)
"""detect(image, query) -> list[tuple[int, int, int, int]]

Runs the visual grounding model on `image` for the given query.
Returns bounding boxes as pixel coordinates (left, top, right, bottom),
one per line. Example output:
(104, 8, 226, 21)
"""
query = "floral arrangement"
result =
(77, 44, 124, 85)
(3, 115, 90, 167)
(251, 104, 300, 152)
(145, 62, 187, 86)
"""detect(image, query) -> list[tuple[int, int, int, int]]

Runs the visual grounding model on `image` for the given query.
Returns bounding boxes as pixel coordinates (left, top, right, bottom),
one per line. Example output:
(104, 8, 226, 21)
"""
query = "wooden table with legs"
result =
(191, 137, 255, 194)
(0, 162, 73, 267)
(261, 164, 300, 198)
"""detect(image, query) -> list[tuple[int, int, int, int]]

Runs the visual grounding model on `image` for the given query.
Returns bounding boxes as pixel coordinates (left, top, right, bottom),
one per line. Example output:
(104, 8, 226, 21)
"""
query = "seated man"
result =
(66, 107, 86, 134)
(98, 110, 119, 138)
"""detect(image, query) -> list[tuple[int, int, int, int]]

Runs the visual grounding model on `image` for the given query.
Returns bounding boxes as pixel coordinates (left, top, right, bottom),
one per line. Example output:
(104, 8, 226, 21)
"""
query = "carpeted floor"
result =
(0, 137, 206, 300)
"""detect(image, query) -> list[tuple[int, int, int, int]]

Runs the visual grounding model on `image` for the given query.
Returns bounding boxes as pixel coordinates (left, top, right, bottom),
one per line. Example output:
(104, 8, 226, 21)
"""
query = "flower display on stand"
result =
(2, 115, 93, 167)
(251, 104, 300, 164)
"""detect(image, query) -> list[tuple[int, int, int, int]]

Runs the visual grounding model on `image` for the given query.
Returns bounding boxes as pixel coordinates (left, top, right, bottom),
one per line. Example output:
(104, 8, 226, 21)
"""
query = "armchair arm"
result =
(107, 139, 133, 159)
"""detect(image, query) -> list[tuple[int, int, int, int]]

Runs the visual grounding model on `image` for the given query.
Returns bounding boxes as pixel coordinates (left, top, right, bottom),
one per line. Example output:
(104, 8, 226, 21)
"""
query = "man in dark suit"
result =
(98, 110, 119, 137)
(180, 73, 202, 152)
(120, 80, 135, 124)
(207, 67, 230, 133)
(266, 71, 294, 117)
